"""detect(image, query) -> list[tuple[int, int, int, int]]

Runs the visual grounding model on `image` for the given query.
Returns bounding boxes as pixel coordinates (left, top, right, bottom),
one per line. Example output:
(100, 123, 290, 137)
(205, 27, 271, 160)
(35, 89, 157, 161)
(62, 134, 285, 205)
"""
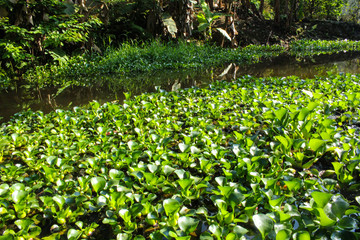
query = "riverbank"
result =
(2, 39, 360, 91)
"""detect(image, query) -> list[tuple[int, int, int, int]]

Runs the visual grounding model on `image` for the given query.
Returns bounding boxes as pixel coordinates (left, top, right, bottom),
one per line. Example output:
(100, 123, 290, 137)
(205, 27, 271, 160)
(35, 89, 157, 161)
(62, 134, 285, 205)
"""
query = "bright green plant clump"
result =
(1, 74, 360, 239)
(290, 39, 360, 56)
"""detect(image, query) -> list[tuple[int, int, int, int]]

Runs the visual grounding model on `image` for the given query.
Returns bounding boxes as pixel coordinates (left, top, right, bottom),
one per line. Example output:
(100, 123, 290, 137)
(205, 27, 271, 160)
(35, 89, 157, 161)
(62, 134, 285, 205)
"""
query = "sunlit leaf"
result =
(253, 214, 274, 239)
(178, 216, 199, 234)
(67, 229, 81, 240)
(309, 139, 325, 151)
(91, 177, 106, 193)
(12, 190, 27, 204)
(163, 199, 181, 216)
(293, 231, 310, 240)
(276, 229, 291, 240)
(311, 191, 332, 208)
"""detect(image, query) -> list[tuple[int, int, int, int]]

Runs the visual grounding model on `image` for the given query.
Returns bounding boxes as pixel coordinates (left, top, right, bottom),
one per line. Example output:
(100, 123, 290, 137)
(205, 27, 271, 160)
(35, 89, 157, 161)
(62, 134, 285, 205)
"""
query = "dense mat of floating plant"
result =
(1, 74, 360, 239)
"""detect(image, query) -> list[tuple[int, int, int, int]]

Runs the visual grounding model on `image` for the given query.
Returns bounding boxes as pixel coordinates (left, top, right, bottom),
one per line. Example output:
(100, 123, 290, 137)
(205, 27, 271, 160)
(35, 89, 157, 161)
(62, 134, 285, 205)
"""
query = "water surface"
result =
(1, 53, 360, 123)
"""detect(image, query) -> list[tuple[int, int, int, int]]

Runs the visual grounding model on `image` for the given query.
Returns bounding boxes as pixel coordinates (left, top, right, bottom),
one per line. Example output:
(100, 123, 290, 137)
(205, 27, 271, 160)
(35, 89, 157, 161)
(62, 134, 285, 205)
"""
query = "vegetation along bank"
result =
(2, 0, 360, 89)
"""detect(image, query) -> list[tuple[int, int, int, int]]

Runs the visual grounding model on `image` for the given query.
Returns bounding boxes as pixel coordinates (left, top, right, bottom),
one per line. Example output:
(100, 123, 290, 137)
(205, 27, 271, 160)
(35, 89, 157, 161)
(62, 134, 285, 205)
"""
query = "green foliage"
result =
(289, 39, 360, 56)
(1, 73, 360, 239)
(22, 41, 285, 88)
(341, 0, 360, 23)
(302, 0, 344, 20)
(196, 0, 224, 40)
(15, 39, 360, 90)
(0, 0, 103, 79)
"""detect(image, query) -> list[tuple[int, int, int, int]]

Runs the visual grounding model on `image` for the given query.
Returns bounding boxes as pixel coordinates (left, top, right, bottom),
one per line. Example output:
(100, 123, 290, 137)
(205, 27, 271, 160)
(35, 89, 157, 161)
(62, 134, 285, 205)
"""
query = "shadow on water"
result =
(1, 52, 360, 123)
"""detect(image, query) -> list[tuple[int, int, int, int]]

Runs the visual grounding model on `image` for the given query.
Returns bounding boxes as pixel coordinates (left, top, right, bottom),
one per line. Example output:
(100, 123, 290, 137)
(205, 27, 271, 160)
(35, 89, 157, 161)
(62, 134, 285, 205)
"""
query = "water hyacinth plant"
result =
(0, 73, 360, 239)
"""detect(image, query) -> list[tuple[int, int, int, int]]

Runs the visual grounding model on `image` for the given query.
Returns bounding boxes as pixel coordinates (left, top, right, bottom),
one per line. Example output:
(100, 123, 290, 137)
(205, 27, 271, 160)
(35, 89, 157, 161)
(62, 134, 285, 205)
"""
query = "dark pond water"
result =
(1, 52, 360, 123)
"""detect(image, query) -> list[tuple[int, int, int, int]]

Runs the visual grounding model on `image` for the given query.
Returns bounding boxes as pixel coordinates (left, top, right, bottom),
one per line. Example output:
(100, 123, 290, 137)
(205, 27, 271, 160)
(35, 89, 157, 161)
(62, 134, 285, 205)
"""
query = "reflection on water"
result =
(1, 54, 360, 123)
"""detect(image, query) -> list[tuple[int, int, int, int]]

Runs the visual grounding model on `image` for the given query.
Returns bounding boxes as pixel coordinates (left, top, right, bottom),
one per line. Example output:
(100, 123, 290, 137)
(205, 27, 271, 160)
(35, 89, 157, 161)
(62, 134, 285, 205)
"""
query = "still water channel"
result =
(1, 53, 360, 123)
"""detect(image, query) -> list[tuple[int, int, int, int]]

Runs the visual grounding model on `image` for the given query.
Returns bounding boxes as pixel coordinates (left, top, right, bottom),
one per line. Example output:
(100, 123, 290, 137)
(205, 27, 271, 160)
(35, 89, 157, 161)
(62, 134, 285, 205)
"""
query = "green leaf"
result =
(119, 209, 131, 223)
(117, 233, 130, 240)
(275, 108, 288, 121)
(147, 164, 158, 173)
(311, 191, 332, 208)
(275, 136, 289, 149)
(178, 179, 193, 190)
(127, 141, 139, 151)
(12, 190, 27, 204)
(218, 186, 233, 198)
(283, 179, 302, 192)
(15, 219, 33, 231)
(233, 225, 248, 236)
(269, 196, 285, 207)
(163, 199, 181, 216)
(316, 208, 336, 227)
(331, 195, 349, 219)
(276, 229, 291, 240)
(226, 232, 236, 240)
(163, 165, 175, 176)
(356, 196, 360, 205)
(90, 177, 106, 193)
(298, 108, 310, 121)
(331, 230, 357, 239)
(109, 169, 123, 179)
(190, 146, 201, 154)
(229, 190, 245, 208)
(0, 183, 9, 196)
(293, 231, 310, 240)
(338, 216, 358, 230)
(130, 203, 144, 216)
(67, 229, 81, 240)
(253, 214, 274, 239)
(215, 176, 226, 186)
(46, 156, 57, 166)
(179, 143, 190, 153)
(309, 139, 325, 151)
(175, 237, 191, 240)
(307, 102, 319, 111)
(209, 224, 222, 238)
(302, 89, 313, 98)
(53, 195, 66, 210)
(178, 216, 199, 234)
(200, 232, 213, 240)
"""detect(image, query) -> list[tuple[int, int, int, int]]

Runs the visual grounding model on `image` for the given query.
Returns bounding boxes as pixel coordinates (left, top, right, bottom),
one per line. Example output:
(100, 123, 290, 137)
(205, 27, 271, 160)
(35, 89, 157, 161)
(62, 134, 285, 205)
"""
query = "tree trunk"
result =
(259, 0, 264, 15)
(285, 0, 289, 28)
(206, 0, 214, 10)
(274, 0, 280, 23)
(289, 0, 297, 23)
(175, 0, 194, 38)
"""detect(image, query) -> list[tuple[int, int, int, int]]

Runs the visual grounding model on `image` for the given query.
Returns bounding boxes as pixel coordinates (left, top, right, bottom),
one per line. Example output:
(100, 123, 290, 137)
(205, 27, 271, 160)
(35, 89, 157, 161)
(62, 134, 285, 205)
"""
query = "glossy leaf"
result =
(309, 139, 325, 152)
(163, 199, 181, 216)
(311, 191, 333, 208)
(178, 216, 199, 234)
(90, 177, 106, 193)
(253, 214, 274, 239)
